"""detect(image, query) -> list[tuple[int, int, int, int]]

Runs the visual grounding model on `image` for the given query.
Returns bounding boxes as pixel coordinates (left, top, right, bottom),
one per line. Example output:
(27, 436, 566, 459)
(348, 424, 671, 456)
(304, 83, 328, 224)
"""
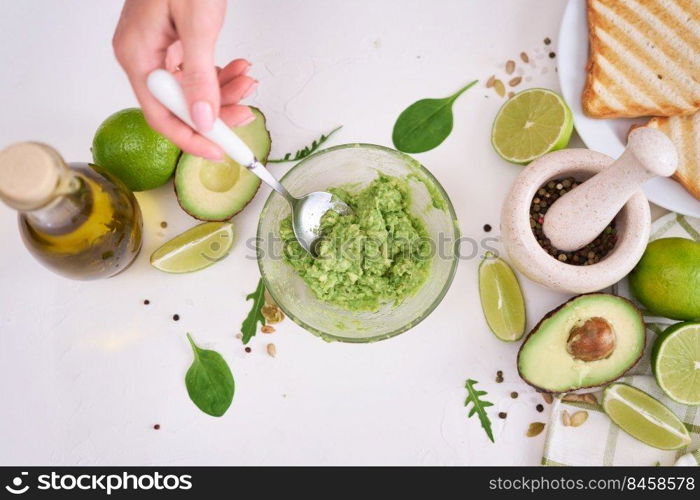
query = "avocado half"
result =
(517, 293, 645, 393)
(175, 107, 272, 221)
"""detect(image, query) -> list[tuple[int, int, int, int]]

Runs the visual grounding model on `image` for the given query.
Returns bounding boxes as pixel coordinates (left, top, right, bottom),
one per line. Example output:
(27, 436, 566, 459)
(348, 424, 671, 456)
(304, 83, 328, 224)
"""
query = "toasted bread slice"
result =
(583, 0, 700, 118)
(644, 112, 700, 199)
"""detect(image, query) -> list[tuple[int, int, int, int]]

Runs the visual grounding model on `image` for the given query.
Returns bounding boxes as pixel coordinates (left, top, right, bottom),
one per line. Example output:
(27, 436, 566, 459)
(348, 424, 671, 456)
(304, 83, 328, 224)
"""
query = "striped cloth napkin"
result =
(541, 213, 700, 466)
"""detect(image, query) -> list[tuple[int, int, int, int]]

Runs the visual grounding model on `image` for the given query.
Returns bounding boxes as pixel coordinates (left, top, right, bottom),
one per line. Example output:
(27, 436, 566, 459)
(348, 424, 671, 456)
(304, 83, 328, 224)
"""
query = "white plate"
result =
(557, 0, 700, 218)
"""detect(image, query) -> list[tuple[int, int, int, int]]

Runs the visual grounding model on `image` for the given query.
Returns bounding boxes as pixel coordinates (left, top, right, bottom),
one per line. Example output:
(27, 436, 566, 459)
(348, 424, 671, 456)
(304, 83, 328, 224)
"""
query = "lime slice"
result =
(150, 222, 234, 273)
(478, 252, 526, 341)
(491, 88, 573, 164)
(602, 383, 691, 450)
(652, 322, 700, 405)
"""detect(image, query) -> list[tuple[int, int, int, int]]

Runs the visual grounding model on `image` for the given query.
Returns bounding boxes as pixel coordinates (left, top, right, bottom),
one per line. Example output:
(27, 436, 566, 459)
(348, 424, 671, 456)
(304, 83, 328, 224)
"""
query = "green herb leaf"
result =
(268, 126, 342, 163)
(392, 80, 478, 153)
(241, 278, 266, 344)
(464, 378, 495, 443)
(185, 333, 235, 417)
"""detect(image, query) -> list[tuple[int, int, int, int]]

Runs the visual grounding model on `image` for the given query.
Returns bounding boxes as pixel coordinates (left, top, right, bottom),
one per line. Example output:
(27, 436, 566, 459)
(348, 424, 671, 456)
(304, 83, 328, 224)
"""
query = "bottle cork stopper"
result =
(0, 142, 65, 211)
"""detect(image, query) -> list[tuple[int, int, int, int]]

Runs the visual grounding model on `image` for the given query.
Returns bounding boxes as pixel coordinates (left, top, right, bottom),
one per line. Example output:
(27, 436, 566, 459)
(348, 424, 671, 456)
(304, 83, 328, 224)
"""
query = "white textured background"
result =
(0, 0, 580, 465)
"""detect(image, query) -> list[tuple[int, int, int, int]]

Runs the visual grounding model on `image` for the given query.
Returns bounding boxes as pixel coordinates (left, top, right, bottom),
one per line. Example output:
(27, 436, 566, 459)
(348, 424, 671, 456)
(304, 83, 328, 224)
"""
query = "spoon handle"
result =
(147, 69, 296, 203)
(147, 70, 255, 167)
(247, 161, 296, 205)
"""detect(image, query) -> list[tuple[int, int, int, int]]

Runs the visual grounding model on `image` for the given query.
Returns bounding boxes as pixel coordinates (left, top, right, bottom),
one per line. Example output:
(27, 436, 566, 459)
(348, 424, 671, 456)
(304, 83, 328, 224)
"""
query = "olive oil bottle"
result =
(0, 142, 142, 279)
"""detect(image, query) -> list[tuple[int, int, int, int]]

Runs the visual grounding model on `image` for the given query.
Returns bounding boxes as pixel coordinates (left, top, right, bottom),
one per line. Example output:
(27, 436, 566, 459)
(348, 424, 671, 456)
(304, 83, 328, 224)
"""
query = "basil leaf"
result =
(392, 80, 478, 153)
(241, 278, 266, 344)
(185, 333, 235, 417)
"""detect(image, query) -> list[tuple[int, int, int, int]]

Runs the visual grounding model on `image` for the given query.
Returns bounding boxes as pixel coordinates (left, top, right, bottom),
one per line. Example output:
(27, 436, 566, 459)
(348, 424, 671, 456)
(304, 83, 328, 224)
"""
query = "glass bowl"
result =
(256, 144, 459, 343)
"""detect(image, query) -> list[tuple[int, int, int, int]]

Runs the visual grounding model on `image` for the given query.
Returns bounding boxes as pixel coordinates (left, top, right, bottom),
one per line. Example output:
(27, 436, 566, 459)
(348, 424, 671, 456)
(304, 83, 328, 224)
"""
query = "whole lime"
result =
(92, 108, 180, 191)
(629, 237, 700, 320)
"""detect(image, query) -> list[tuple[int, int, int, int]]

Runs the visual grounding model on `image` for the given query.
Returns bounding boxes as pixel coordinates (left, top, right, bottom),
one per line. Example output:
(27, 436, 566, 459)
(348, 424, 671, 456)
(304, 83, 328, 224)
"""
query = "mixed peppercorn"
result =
(530, 177, 617, 265)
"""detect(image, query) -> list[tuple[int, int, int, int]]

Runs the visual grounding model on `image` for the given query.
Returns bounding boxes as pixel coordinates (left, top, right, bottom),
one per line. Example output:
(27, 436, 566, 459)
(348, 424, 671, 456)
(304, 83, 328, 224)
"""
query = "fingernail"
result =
(237, 111, 256, 127)
(191, 101, 214, 132)
(242, 80, 258, 99)
(241, 61, 252, 74)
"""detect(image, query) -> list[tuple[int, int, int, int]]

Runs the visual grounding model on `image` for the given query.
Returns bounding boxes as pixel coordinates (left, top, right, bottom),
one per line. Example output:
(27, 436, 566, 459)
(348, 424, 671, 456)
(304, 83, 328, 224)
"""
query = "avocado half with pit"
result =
(175, 107, 271, 221)
(517, 293, 645, 393)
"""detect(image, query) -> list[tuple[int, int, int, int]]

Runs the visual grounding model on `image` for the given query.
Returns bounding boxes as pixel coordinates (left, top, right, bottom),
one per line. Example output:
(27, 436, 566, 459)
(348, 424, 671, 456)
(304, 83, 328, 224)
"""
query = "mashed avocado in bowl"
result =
(280, 175, 431, 311)
(257, 144, 459, 343)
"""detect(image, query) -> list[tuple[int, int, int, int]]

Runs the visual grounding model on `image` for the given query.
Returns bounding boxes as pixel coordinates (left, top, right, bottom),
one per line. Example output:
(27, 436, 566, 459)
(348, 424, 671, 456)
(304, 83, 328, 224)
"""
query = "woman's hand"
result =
(113, 0, 257, 159)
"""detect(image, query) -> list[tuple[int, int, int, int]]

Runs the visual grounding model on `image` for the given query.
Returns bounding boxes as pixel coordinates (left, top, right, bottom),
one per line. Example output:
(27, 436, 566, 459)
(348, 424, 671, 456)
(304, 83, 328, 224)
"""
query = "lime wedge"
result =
(150, 222, 234, 273)
(602, 383, 691, 450)
(491, 88, 573, 164)
(478, 252, 526, 341)
(652, 322, 700, 405)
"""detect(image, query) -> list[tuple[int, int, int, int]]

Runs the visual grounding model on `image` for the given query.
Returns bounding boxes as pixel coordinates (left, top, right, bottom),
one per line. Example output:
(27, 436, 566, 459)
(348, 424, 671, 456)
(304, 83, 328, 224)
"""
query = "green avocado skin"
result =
(175, 107, 271, 221)
(629, 238, 700, 321)
(280, 175, 430, 312)
(517, 293, 646, 393)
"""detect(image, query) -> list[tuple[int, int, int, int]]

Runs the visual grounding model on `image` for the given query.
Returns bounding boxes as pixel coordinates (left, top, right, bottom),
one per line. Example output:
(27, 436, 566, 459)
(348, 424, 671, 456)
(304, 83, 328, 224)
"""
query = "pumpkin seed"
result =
(520, 52, 529, 63)
(562, 393, 598, 405)
(486, 75, 496, 88)
(509, 76, 522, 87)
(261, 325, 276, 334)
(562, 410, 571, 426)
(541, 393, 554, 404)
(506, 60, 515, 74)
(527, 422, 546, 437)
(494, 79, 506, 97)
(570, 411, 588, 427)
(261, 304, 285, 324)
(266, 343, 277, 358)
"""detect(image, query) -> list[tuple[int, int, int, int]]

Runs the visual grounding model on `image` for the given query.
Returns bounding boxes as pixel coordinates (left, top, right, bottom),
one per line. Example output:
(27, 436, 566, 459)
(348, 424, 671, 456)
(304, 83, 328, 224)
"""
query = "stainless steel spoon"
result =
(146, 69, 351, 255)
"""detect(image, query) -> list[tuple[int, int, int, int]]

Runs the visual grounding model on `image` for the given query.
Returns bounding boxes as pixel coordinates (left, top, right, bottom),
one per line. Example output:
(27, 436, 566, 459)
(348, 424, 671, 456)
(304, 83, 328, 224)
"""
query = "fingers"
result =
(164, 40, 183, 72)
(172, 0, 226, 133)
(220, 75, 258, 106)
(129, 73, 223, 160)
(218, 58, 251, 85)
(220, 105, 255, 128)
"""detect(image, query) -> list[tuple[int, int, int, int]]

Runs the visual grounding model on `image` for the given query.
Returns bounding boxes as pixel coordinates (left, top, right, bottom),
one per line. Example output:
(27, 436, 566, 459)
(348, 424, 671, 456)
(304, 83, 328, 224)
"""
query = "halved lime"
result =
(491, 88, 573, 164)
(652, 322, 700, 405)
(602, 383, 691, 450)
(478, 252, 526, 341)
(150, 222, 234, 273)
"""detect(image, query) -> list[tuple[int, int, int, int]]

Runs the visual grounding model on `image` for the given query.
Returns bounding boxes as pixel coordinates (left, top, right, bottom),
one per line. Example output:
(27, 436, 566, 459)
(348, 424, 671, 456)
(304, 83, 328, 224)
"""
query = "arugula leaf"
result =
(268, 126, 342, 163)
(392, 80, 477, 153)
(185, 333, 235, 417)
(464, 378, 495, 443)
(241, 278, 266, 344)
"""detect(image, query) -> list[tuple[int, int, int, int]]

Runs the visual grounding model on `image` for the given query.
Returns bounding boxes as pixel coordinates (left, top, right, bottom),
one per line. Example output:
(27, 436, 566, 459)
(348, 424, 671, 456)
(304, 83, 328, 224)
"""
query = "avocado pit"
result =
(566, 317, 616, 362)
